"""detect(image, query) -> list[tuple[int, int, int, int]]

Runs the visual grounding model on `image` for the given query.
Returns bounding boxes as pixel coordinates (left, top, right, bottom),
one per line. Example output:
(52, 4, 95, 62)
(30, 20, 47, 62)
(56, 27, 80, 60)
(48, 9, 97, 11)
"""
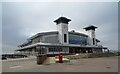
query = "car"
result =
(2, 57, 7, 60)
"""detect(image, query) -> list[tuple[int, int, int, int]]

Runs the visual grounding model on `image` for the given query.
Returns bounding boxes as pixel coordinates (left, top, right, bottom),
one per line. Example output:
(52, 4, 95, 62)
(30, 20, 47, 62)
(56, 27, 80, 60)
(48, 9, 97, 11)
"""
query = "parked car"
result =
(2, 57, 7, 60)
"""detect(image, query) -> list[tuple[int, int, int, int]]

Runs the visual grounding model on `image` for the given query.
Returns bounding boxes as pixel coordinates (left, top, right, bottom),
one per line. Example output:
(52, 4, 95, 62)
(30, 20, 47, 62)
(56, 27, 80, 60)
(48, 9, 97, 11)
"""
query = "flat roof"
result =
(16, 42, 107, 51)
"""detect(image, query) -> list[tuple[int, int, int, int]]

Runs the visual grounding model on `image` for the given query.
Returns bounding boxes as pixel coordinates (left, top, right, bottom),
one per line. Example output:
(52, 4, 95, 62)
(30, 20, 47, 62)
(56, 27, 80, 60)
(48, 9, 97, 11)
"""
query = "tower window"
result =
(93, 38, 95, 45)
(64, 34, 67, 43)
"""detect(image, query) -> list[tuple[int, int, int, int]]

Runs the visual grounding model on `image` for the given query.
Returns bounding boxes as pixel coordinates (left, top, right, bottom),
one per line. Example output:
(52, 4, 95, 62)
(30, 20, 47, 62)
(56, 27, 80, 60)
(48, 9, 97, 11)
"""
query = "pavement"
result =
(43, 57, 56, 64)
(2, 56, 119, 72)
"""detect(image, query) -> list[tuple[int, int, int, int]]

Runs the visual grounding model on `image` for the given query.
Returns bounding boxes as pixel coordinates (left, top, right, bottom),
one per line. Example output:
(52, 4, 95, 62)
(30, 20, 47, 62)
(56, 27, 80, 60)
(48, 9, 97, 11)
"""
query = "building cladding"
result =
(16, 17, 108, 56)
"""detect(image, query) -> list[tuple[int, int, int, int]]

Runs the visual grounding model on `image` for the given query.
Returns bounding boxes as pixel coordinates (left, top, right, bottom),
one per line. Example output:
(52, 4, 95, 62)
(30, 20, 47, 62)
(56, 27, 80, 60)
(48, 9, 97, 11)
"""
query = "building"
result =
(15, 17, 108, 56)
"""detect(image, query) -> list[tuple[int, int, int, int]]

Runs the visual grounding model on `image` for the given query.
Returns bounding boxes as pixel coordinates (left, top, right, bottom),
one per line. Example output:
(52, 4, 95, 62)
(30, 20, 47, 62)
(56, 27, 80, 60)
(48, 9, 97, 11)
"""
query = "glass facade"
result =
(69, 35, 87, 45)
(49, 47, 62, 52)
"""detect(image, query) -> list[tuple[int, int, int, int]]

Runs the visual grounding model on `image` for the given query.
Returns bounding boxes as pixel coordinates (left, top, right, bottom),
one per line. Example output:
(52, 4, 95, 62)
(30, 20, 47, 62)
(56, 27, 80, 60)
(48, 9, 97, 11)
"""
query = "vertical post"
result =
(107, 49, 109, 53)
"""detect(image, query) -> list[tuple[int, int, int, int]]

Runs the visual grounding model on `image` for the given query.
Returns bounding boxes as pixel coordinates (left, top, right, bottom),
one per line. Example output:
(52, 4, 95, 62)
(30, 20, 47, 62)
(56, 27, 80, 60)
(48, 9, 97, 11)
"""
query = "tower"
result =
(83, 25, 97, 46)
(54, 17, 71, 44)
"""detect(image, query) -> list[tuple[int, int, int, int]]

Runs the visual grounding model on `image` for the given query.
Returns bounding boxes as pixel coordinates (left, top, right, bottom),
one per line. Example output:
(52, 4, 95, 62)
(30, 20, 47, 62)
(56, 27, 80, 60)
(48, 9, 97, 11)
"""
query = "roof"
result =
(69, 31, 88, 37)
(28, 31, 58, 40)
(54, 17, 71, 24)
(83, 25, 97, 31)
(28, 31, 88, 40)
(18, 41, 32, 47)
(16, 42, 107, 51)
(96, 39, 100, 42)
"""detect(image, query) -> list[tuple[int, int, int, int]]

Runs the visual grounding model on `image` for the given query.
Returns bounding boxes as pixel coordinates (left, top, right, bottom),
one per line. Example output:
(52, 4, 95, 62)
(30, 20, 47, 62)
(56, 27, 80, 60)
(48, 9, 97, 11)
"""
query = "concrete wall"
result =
(57, 23, 69, 44)
(87, 30, 97, 46)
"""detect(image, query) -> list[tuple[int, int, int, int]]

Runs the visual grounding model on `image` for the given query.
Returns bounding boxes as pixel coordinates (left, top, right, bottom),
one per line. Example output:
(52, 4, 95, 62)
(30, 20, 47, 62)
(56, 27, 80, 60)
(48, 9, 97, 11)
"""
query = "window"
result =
(49, 47, 62, 52)
(38, 39, 40, 42)
(69, 35, 87, 45)
(93, 38, 95, 45)
(64, 34, 67, 43)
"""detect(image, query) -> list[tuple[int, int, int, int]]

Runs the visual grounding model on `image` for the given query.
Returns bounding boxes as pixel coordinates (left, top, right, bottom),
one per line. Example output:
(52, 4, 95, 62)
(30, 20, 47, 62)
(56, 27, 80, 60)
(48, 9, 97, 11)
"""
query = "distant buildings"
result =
(2, 54, 27, 60)
(16, 17, 108, 56)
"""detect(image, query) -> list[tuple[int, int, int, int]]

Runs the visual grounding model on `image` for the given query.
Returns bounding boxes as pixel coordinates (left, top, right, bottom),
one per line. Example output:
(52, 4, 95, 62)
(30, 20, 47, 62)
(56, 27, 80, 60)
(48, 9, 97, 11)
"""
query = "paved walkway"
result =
(2, 56, 119, 72)
(43, 57, 56, 64)
(2, 56, 36, 62)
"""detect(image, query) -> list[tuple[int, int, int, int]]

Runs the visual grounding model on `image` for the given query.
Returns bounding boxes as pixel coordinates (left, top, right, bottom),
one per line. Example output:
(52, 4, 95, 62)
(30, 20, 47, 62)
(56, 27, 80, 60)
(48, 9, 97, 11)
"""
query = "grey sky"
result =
(2, 2, 118, 54)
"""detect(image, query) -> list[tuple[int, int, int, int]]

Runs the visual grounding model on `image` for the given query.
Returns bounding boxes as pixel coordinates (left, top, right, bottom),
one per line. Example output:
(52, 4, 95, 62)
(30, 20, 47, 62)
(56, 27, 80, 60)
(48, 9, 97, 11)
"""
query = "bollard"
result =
(58, 53, 63, 63)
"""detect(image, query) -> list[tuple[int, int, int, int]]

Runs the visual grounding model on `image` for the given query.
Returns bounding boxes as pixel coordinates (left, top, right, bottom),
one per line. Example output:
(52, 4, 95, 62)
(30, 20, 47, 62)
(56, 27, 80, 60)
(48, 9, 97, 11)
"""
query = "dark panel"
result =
(64, 34, 67, 43)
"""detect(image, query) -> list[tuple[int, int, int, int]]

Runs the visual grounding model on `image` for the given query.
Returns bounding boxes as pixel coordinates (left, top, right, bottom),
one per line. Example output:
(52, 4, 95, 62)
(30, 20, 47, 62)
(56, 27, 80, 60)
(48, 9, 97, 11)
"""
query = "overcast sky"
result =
(2, 2, 118, 54)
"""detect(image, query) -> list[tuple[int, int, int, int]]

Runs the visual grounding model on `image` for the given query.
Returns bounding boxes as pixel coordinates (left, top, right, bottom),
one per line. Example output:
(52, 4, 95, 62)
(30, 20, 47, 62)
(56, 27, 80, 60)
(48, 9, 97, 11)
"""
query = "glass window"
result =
(64, 34, 67, 43)
(69, 35, 87, 45)
(93, 38, 95, 45)
(49, 47, 62, 52)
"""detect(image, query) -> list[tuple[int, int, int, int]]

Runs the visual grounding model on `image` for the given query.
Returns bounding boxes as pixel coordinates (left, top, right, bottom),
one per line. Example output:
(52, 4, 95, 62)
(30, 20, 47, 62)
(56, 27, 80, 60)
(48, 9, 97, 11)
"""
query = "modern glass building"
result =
(16, 17, 108, 56)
